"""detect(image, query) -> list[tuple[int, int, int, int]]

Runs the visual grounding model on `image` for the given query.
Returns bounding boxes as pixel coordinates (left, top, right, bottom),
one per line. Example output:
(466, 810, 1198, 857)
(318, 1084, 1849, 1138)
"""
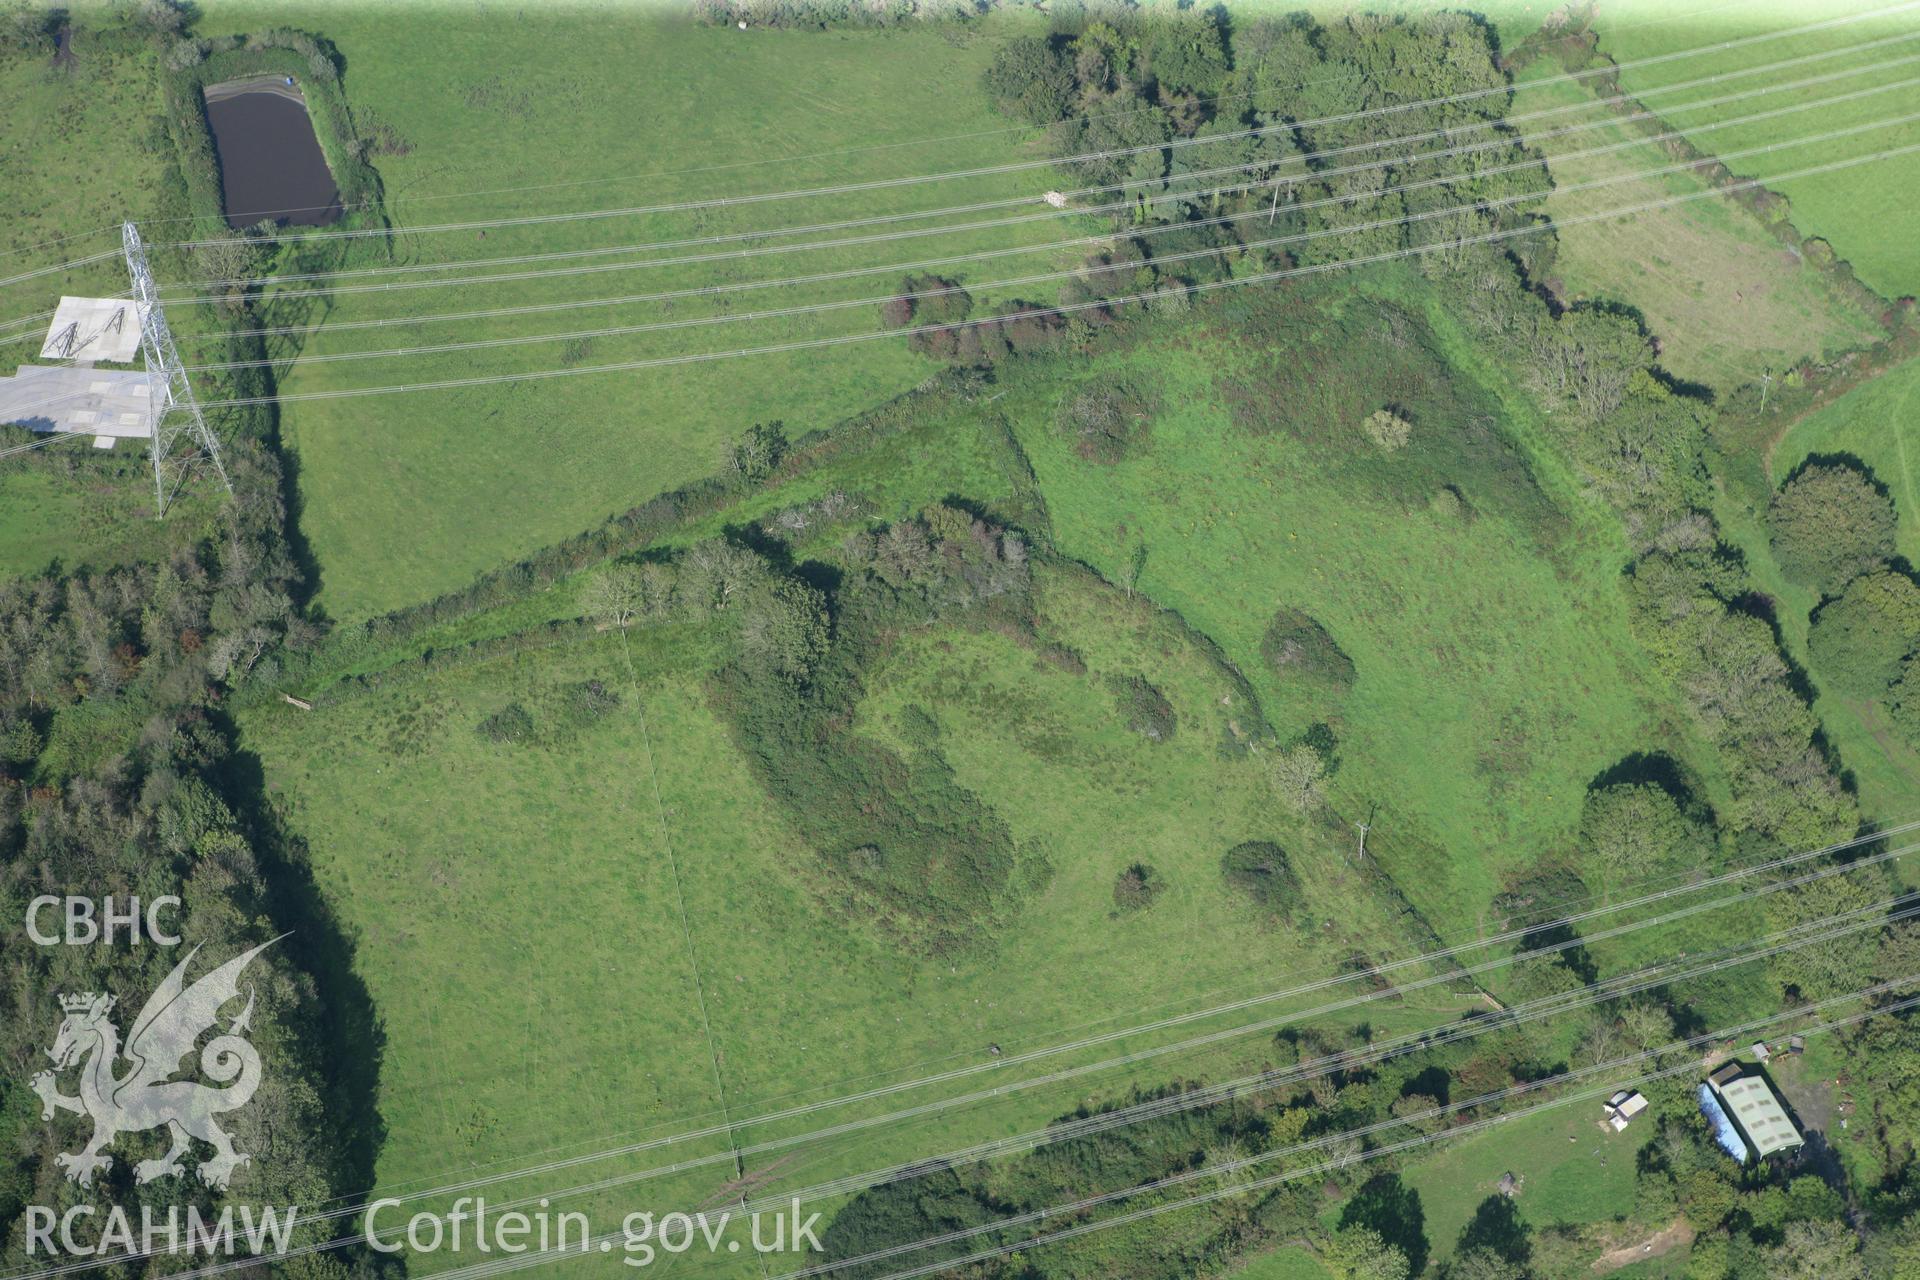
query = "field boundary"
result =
(1510, 5, 1904, 322)
(1506, 4, 1918, 506)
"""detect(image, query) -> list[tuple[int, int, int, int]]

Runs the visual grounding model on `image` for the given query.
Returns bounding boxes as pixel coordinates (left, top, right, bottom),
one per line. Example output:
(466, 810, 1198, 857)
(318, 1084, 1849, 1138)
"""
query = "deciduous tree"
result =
(1268, 744, 1326, 813)
(1771, 462, 1897, 596)
(583, 563, 646, 627)
(1809, 569, 1920, 699)
(1578, 781, 1712, 882)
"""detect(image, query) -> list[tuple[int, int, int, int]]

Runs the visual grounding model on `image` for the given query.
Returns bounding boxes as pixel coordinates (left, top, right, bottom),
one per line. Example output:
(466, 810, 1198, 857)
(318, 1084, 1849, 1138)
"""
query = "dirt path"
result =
(1591, 1217, 1694, 1275)
(1760, 342, 1920, 486)
(1847, 698, 1920, 794)
(1889, 373, 1920, 537)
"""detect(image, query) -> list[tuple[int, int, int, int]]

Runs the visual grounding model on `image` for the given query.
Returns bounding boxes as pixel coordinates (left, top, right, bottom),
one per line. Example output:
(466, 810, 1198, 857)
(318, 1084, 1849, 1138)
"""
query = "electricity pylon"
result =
(122, 221, 230, 515)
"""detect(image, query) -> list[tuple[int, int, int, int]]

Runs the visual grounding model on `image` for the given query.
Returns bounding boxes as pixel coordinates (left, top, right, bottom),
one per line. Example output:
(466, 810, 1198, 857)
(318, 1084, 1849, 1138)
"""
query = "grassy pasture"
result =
(0, 27, 250, 576)
(1515, 65, 1885, 392)
(992, 271, 1720, 940)
(191, 0, 1098, 622)
(230, 268, 1813, 1275)
(0, 31, 165, 576)
(0, 27, 164, 295)
(1398, 1102, 1641, 1267)
(1594, 0, 1920, 300)
(0, 448, 177, 581)
(274, 373, 1037, 696)
(1220, 1246, 1334, 1280)
(239, 548, 1447, 1272)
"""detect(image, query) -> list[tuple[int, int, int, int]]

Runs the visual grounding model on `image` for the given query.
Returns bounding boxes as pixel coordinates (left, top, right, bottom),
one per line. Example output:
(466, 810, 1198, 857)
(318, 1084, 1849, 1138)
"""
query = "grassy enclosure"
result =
(192, 0, 1098, 621)
(11, 4, 1920, 1276)
(1220, 1247, 1334, 1280)
(0, 23, 167, 289)
(236, 548, 1448, 1267)
(0, 27, 171, 572)
(1397, 1103, 1641, 1263)
(1517, 64, 1886, 393)
(1594, 0, 1920, 300)
(233, 261, 1790, 1272)
(993, 272, 1714, 934)
(0, 444, 223, 581)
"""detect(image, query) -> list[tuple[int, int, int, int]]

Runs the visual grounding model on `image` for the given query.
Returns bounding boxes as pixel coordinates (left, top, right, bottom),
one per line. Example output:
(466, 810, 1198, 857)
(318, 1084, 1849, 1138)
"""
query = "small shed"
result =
(1604, 1089, 1649, 1132)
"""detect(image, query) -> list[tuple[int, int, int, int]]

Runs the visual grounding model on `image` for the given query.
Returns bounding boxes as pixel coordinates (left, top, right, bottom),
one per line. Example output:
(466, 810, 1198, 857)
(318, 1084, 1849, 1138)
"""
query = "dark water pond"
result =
(205, 87, 342, 229)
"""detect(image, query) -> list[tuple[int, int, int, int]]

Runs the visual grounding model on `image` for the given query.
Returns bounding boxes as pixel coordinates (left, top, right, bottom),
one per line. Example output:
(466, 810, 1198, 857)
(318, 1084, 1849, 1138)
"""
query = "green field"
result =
(238, 549, 1448, 1269)
(1518, 65, 1886, 392)
(1219, 1247, 1333, 1280)
(16, 6, 1920, 1278)
(0, 26, 255, 577)
(1596, 0, 1920, 299)
(188, 0, 1100, 622)
(0, 450, 165, 580)
(0, 27, 166, 576)
(0, 24, 164, 292)
(994, 273, 1718, 934)
(234, 264, 1789, 1278)
(1400, 1104, 1640, 1265)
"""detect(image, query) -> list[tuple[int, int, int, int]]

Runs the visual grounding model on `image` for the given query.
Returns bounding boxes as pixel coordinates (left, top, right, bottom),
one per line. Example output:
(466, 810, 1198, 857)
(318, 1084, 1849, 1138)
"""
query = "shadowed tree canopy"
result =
(1221, 840, 1300, 913)
(1339, 1173, 1429, 1276)
(1578, 779, 1714, 882)
(1808, 569, 1920, 699)
(1770, 461, 1898, 596)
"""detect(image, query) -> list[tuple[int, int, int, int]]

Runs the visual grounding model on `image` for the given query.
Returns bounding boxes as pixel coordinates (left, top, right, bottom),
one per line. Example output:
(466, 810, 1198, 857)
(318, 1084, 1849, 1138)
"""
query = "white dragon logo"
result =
(31, 938, 281, 1191)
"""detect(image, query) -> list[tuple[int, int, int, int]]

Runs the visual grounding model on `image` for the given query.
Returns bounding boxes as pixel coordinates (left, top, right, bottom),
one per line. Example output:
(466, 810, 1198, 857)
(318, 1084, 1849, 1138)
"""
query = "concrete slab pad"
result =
(0, 364, 153, 438)
(40, 297, 141, 364)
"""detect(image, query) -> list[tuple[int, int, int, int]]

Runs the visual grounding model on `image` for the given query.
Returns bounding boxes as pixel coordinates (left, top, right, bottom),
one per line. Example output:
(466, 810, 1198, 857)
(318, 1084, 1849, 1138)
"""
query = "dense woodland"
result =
(5, 1, 1920, 1278)
(0, 432, 386, 1274)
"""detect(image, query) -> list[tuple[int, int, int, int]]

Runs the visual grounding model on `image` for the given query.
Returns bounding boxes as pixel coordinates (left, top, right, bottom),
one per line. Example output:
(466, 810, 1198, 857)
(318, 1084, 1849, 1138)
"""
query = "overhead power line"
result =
(400, 843, 1920, 1234)
(161, 34, 1920, 301)
(139, 36, 1920, 355)
(178, 141, 1920, 412)
(0, 0, 1785, 262)
(170, 99, 1920, 377)
(327, 896, 1920, 1280)
(419, 965, 1920, 1280)
(0, 429, 94, 462)
(15, 819, 1909, 1280)
(750, 897, 1920, 1278)
(153, 0, 1920, 251)
(296, 820, 1917, 1222)
(137, 0, 1792, 231)
(0, 248, 123, 292)
(0, 304, 82, 341)
(403, 887, 1920, 1255)
(798, 978, 1920, 1280)
(158, 63, 1920, 325)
